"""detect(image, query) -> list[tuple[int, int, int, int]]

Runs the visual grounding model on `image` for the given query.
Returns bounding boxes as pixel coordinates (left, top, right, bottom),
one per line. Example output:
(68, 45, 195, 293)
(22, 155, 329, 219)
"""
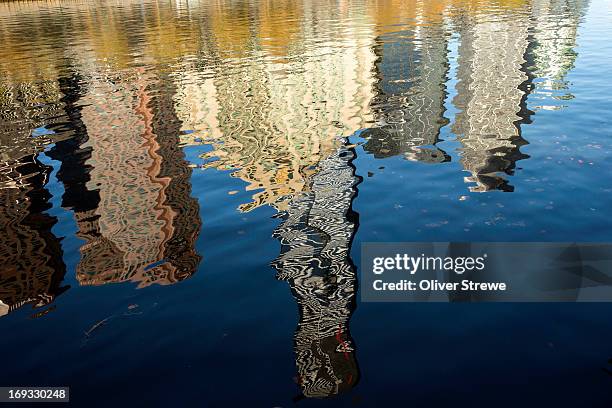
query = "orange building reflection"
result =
(74, 70, 201, 287)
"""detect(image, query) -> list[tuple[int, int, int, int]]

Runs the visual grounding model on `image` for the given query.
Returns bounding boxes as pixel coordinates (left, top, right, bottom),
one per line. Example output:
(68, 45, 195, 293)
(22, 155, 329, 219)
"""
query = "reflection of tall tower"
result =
(364, 2, 450, 162)
(148, 78, 202, 281)
(452, 7, 532, 192)
(46, 71, 101, 227)
(271, 142, 360, 399)
(73, 70, 201, 287)
(0, 154, 66, 317)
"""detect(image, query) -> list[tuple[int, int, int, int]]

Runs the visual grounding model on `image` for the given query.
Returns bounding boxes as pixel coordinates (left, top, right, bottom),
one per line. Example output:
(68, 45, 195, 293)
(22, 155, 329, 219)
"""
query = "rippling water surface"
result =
(1, 0, 612, 405)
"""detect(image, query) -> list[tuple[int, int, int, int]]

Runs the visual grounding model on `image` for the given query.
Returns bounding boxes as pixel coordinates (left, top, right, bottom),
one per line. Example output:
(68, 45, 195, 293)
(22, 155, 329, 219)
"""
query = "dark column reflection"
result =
(0, 154, 67, 318)
(148, 78, 203, 282)
(271, 141, 361, 399)
(0, 68, 83, 317)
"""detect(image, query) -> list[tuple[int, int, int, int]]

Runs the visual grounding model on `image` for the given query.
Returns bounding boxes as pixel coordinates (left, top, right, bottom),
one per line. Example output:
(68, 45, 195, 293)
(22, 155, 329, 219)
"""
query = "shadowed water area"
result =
(1, 0, 612, 405)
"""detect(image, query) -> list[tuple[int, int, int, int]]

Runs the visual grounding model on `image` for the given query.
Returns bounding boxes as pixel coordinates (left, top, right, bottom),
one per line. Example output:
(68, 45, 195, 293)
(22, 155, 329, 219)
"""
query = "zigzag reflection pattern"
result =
(271, 143, 359, 398)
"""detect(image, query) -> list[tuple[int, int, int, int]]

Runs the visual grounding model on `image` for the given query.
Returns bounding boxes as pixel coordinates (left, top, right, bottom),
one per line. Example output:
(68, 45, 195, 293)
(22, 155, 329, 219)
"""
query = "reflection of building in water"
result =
(46, 71, 101, 229)
(452, 6, 532, 192)
(529, 0, 589, 95)
(72, 70, 201, 287)
(449, 0, 589, 191)
(0, 80, 70, 165)
(0, 69, 91, 317)
(0, 155, 67, 317)
(0, 0, 203, 76)
(364, 2, 451, 163)
(0, 0, 593, 302)
(173, 2, 376, 212)
(271, 142, 359, 398)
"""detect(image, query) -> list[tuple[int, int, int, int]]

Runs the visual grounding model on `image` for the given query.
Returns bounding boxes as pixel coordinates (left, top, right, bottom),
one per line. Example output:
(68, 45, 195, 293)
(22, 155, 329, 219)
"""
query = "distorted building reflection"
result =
(451, 2, 532, 192)
(0, 73, 76, 317)
(364, 1, 451, 163)
(173, 2, 377, 213)
(0, 0, 589, 205)
(450, 0, 586, 192)
(0, 155, 67, 317)
(0, 80, 70, 163)
(0, 0, 592, 318)
(271, 142, 360, 398)
(72, 70, 201, 287)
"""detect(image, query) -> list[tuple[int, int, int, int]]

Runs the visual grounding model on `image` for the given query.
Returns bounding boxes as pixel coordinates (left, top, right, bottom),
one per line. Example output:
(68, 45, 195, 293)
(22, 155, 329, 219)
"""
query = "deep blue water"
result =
(1, 0, 612, 406)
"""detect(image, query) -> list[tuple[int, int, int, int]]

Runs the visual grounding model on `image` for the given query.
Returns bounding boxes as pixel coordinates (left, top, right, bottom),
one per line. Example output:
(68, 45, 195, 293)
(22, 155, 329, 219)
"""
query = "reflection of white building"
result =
(452, 12, 531, 192)
(173, 6, 377, 212)
(530, 0, 589, 103)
